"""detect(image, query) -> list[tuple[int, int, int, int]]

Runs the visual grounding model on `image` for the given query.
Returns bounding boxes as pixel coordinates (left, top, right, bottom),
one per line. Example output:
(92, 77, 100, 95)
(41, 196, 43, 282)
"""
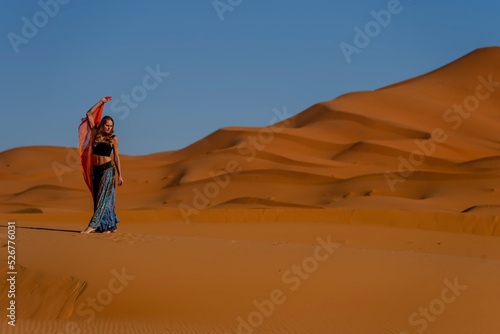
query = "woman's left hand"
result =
(118, 176, 124, 186)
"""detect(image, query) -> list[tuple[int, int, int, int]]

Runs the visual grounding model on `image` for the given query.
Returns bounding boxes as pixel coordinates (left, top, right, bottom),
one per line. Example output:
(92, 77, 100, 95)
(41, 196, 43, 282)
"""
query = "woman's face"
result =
(103, 120, 114, 134)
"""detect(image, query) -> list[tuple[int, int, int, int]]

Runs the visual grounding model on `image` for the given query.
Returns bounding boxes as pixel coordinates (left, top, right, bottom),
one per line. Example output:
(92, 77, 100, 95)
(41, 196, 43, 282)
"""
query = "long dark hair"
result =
(94, 115, 115, 145)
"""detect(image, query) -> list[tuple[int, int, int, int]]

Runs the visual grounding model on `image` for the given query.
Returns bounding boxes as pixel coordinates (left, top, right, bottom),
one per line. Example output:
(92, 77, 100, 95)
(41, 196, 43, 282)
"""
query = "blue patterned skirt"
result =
(88, 161, 119, 232)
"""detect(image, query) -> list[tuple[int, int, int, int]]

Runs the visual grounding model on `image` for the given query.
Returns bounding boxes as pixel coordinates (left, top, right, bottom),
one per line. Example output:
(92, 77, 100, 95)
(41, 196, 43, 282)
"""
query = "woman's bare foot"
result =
(81, 227, 96, 233)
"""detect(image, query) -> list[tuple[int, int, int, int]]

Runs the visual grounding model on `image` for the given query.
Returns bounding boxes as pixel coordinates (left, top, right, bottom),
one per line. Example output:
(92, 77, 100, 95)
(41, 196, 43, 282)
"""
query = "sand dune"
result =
(1, 47, 500, 333)
(2, 47, 500, 216)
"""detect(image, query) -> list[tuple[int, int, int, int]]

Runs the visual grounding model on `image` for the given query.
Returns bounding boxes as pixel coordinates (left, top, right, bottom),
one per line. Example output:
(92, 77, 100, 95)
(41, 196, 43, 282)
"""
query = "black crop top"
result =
(92, 140, 113, 156)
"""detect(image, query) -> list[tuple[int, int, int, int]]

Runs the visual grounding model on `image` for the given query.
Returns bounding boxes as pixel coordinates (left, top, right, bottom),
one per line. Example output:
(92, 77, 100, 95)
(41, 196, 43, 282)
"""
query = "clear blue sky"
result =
(1, 0, 498, 156)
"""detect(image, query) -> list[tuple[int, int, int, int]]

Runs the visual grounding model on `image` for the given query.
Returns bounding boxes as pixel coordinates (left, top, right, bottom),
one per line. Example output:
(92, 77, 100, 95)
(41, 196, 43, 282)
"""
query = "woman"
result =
(80, 97, 124, 233)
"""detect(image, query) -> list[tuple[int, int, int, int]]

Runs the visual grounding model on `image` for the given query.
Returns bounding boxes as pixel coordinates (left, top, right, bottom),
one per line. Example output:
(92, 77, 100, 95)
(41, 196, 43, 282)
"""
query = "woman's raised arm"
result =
(86, 97, 112, 129)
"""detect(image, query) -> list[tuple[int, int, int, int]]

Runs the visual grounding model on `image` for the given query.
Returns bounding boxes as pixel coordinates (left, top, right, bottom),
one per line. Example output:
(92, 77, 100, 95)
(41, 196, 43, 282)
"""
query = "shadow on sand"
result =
(0, 225, 81, 233)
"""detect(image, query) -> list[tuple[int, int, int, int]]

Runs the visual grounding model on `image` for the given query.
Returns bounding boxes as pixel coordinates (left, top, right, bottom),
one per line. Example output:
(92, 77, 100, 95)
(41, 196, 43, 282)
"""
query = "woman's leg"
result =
(96, 167, 119, 233)
(81, 168, 102, 233)
(81, 226, 96, 233)
(86, 165, 119, 233)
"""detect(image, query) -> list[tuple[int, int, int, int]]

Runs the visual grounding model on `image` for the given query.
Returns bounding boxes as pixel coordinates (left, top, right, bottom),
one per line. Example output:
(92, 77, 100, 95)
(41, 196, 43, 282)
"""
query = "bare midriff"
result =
(93, 154, 112, 166)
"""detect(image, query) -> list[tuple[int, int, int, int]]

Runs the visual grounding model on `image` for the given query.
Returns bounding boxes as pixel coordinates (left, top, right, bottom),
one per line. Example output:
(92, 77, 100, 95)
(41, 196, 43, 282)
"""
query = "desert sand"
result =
(1, 47, 500, 333)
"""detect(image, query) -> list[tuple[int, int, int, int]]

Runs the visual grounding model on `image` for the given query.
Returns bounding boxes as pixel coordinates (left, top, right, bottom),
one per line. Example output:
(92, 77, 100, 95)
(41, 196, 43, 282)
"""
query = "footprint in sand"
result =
(77, 232, 154, 245)
(106, 233, 148, 245)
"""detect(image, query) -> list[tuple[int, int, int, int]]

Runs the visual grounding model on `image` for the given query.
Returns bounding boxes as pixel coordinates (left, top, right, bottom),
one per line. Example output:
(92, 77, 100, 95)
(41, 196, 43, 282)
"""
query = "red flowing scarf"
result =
(78, 102, 106, 200)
